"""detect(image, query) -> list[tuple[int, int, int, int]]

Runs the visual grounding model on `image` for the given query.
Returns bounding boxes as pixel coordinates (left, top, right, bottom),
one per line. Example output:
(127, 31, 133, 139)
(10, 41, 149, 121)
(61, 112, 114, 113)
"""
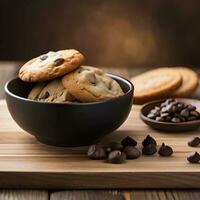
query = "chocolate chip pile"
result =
(87, 135, 173, 164)
(187, 136, 200, 163)
(147, 98, 200, 123)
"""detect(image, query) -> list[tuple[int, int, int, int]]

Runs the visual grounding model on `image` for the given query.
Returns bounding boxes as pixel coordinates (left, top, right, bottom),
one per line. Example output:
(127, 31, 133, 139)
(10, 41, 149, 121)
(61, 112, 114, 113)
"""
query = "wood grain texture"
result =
(130, 190, 200, 200)
(0, 190, 48, 200)
(1, 99, 200, 189)
(50, 191, 125, 200)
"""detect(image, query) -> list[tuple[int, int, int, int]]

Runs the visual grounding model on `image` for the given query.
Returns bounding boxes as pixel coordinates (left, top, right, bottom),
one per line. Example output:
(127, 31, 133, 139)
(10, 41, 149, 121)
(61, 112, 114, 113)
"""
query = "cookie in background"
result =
(130, 67, 182, 104)
(131, 67, 199, 104)
(171, 67, 199, 97)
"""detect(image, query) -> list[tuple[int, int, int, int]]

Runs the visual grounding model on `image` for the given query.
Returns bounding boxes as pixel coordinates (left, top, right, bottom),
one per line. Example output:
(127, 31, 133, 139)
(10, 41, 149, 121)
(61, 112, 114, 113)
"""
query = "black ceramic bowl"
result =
(5, 74, 133, 147)
(140, 98, 200, 132)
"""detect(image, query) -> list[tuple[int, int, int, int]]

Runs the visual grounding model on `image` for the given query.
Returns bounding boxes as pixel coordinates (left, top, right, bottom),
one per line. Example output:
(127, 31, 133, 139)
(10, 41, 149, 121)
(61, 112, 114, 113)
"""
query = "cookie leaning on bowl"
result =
(19, 49, 84, 82)
(131, 67, 182, 104)
(62, 66, 124, 102)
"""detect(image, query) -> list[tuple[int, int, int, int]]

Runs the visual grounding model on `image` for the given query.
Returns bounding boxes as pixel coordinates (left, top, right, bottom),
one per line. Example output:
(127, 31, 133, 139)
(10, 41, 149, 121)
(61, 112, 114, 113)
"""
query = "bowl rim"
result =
(140, 98, 200, 125)
(5, 73, 134, 106)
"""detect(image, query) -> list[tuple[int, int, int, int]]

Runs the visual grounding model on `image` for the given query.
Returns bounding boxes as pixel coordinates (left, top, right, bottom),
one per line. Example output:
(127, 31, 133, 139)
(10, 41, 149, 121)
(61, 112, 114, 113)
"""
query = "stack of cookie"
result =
(19, 49, 124, 103)
(131, 67, 199, 104)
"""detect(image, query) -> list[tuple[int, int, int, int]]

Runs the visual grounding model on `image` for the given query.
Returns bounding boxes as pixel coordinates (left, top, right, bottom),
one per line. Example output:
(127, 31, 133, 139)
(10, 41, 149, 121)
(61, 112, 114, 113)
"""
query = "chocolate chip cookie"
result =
(62, 66, 124, 102)
(19, 49, 84, 82)
(28, 78, 75, 103)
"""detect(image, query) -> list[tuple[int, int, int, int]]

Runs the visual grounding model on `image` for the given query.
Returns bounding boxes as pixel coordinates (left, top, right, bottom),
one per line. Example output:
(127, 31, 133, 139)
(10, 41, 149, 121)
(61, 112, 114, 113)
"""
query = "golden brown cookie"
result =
(62, 66, 124, 102)
(28, 78, 75, 103)
(171, 67, 199, 97)
(19, 49, 84, 82)
(131, 67, 182, 104)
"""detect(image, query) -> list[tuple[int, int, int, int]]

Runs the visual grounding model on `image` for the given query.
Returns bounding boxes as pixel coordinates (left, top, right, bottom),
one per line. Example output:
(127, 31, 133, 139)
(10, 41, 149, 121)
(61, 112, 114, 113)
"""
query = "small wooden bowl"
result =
(140, 98, 200, 132)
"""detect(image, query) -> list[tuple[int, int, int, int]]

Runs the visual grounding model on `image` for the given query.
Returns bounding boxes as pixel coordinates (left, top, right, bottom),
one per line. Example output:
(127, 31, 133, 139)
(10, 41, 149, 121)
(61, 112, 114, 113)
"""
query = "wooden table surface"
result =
(0, 62, 200, 199)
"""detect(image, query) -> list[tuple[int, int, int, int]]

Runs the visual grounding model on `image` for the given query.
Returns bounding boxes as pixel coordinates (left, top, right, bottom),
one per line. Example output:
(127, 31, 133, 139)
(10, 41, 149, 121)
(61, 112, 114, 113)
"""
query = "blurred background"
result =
(1, 0, 200, 69)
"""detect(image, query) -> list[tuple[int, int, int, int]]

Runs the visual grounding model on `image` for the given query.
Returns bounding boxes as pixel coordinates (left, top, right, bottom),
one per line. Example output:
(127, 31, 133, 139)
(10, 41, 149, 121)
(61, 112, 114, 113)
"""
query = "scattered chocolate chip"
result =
(123, 146, 141, 159)
(105, 147, 112, 155)
(87, 145, 106, 160)
(40, 54, 48, 61)
(53, 58, 65, 66)
(107, 150, 126, 164)
(121, 136, 137, 147)
(142, 135, 157, 147)
(142, 144, 157, 155)
(187, 152, 200, 163)
(158, 143, 173, 157)
(38, 91, 49, 100)
(188, 137, 200, 147)
(109, 142, 123, 151)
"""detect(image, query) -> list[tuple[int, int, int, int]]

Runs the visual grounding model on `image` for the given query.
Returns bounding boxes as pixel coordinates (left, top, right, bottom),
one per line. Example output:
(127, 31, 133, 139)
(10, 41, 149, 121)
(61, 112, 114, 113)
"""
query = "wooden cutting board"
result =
(1, 100, 200, 189)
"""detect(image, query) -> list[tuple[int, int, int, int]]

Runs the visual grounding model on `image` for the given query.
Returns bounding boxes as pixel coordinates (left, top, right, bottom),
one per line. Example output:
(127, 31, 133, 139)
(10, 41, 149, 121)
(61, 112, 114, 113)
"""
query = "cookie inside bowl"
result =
(7, 73, 132, 104)
(5, 74, 133, 146)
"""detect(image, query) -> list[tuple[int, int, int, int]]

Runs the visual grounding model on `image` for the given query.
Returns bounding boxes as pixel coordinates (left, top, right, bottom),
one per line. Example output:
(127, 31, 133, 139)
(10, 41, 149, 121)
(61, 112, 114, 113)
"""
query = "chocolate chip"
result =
(142, 135, 157, 147)
(188, 137, 200, 147)
(160, 102, 167, 108)
(146, 98, 200, 123)
(147, 113, 156, 119)
(124, 146, 141, 159)
(158, 143, 173, 156)
(87, 145, 106, 160)
(40, 54, 48, 61)
(107, 150, 126, 164)
(154, 106, 161, 111)
(180, 109, 190, 118)
(155, 116, 164, 121)
(121, 136, 137, 147)
(188, 116, 197, 121)
(165, 116, 172, 122)
(187, 152, 200, 163)
(109, 142, 123, 151)
(165, 104, 174, 113)
(38, 91, 49, 100)
(171, 117, 181, 123)
(190, 111, 200, 118)
(160, 113, 169, 118)
(105, 147, 112, 155)
(161, 106, 168, 113)
(53, 58, 65, 66)
(187, 104, 196, 111)
(149, 109, 160, 118)
(166, 98, 175, 104)
(177, 103, 184, 112)
(142, 144, 157, 155)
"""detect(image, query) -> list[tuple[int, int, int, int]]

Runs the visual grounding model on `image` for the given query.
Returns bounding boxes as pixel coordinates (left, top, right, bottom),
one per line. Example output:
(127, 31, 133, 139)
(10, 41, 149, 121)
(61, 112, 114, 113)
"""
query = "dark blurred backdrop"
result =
(1, 0, 200, 68)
